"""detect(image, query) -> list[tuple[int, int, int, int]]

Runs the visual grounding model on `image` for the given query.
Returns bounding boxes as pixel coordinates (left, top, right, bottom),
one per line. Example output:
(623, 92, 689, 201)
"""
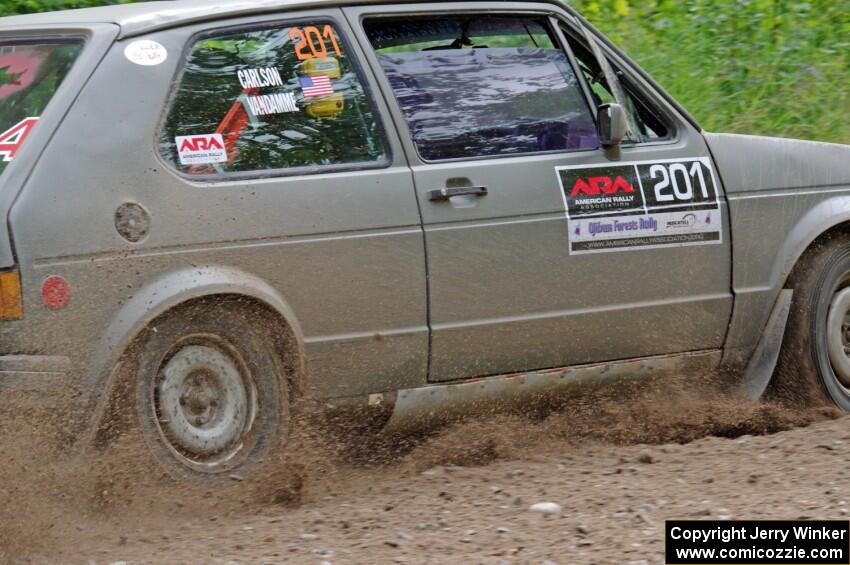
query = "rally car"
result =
(1, 0, 849, 482)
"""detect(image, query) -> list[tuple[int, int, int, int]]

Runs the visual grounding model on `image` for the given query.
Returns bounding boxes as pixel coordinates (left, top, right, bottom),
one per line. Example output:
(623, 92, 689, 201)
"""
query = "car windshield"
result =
(0, 41, 82, 178)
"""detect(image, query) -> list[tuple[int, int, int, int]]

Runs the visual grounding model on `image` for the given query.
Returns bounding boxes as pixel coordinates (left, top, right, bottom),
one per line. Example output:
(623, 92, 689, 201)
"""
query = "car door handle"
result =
(427, 186, 488, 202)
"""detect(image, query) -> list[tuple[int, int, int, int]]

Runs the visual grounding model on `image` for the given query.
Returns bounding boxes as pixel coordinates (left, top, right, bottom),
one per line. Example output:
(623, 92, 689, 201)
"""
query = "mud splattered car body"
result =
(1, 0, 849, 478)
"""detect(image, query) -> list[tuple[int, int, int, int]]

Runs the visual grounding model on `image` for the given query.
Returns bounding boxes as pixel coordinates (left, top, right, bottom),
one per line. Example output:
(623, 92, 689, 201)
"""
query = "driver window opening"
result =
(364, 15, 600, 161)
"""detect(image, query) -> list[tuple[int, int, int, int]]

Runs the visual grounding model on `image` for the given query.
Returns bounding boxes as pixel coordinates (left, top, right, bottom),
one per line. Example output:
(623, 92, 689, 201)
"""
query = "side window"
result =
(363, 16, 599, 161)
(563, 30, 670, 142)
(159, 22, 387, 176)
(0, 41, 82, 178)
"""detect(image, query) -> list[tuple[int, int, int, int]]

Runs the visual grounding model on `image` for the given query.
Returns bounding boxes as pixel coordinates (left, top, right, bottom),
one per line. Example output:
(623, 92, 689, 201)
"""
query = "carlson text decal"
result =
(175, 133, 228, 166)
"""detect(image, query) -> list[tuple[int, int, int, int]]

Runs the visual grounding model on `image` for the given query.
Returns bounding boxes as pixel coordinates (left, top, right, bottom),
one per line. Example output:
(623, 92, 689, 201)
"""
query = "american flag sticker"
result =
(298, 75, 334, 98)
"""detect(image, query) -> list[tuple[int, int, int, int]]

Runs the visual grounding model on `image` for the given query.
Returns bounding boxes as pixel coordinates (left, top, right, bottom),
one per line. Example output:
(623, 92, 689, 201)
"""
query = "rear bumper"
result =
(0, 355, 70, 392)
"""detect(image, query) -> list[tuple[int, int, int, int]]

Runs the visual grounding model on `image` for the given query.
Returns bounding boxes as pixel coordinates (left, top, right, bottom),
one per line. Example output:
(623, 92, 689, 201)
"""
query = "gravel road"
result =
(3, 378, 848, 564)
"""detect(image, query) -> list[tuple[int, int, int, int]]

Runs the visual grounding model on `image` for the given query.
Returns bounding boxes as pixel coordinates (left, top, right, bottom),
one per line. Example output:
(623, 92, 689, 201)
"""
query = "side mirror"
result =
(597, 103, 628, 147)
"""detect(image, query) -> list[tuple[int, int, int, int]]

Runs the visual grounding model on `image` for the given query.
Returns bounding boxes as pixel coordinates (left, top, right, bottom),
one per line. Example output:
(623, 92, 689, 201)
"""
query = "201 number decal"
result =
(290, 25, 342, 61)
(649, 161, 711, 203)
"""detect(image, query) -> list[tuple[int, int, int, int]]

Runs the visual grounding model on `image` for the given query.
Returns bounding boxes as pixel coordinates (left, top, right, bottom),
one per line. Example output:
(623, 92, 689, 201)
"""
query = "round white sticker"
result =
(124, 40, 168, 67)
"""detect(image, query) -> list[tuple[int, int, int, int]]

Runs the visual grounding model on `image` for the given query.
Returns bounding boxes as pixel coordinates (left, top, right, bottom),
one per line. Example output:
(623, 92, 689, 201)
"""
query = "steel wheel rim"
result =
(827, 287, 850, 388)
(153, 335, 258, 471)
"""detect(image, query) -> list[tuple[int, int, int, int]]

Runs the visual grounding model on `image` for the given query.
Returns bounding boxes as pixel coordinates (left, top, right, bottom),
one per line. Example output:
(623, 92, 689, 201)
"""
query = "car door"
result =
(345, 2, 733, 383)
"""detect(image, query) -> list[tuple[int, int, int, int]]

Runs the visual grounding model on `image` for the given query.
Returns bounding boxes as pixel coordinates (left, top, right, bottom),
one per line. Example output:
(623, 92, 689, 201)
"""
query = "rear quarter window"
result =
(159, 22, 387, 178)
(0, 41, 82, 176)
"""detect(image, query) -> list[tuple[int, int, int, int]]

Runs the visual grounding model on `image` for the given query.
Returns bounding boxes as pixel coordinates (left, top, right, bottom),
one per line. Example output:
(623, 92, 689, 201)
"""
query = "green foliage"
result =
(0, 0, 134, 17)
(570, 0, 850, 143)
(0, 66, 24, 88)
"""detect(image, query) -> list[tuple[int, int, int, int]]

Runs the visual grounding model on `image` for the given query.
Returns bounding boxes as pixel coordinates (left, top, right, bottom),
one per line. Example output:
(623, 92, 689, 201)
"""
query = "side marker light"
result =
(0, 270, 22, 319)
(41, 275, 70, 310)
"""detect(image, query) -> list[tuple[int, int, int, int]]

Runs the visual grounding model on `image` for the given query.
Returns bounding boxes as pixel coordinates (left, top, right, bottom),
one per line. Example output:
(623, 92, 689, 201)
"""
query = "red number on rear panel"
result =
(0, 117, 38, 162)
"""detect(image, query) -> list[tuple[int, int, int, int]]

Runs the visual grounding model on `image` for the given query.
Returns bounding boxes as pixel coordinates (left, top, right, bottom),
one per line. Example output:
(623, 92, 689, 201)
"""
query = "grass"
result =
(570, 0, 850, 143)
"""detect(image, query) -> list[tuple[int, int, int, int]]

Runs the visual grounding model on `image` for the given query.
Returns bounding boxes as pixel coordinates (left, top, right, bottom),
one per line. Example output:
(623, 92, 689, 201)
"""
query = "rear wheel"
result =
(134, 299, 289, 481)
(773, 234, 850, 410)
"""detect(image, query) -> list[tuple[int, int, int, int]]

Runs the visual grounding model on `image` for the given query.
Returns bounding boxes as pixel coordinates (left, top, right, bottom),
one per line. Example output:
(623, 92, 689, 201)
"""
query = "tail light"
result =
(0, 270, 22, 319)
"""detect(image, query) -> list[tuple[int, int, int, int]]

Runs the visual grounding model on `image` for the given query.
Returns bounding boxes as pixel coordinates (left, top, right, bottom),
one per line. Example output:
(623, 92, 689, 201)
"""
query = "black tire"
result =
(772, 234, 850, 410)
(133, 298, 289, 482)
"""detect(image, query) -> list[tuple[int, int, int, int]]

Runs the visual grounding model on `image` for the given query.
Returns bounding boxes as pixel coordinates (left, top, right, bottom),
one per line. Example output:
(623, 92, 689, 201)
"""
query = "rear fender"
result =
(84, 265, 305, 419)
(771, 196, 850, 289)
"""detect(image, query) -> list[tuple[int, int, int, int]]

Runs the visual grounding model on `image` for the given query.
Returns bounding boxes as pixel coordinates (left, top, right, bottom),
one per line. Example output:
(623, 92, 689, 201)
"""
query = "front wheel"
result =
(134, 299, 289, 481)
(773, 234, 850, 410)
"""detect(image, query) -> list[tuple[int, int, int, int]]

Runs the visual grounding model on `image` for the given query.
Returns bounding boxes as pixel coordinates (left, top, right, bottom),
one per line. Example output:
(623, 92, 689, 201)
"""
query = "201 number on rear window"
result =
(159, 22, 387, 177)
(290, 25, 342, 60)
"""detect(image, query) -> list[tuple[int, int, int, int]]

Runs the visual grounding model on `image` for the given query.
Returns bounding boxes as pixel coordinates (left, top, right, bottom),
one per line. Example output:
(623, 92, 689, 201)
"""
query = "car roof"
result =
(0, 0, 575, 39)
(0, 1, 304, 38)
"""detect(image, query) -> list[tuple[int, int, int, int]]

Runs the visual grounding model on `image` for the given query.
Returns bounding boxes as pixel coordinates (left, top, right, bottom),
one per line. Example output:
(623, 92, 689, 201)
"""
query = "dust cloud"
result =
(0, 370, 839, 562)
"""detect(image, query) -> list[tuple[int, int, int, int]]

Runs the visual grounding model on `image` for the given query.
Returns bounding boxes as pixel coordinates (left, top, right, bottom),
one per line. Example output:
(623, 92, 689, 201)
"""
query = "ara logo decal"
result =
(570, 176, 636, 196)
(179, 135, 224, 153)
(558, 166, 644, 218)
(0, 117, 39, 162)
(175, 133, 227, 166)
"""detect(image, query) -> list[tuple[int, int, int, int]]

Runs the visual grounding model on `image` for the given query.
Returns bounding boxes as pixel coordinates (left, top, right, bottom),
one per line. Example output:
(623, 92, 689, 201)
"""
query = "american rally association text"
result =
(669, 525, 848, 545)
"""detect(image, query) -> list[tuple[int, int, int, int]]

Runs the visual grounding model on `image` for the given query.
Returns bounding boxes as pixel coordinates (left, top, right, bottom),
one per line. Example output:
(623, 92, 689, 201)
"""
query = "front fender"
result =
(773, 195, 850, 289)
(724, 192, 850, 365)
(84, 264, 305, 404)
(707, 131, 850, 366)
